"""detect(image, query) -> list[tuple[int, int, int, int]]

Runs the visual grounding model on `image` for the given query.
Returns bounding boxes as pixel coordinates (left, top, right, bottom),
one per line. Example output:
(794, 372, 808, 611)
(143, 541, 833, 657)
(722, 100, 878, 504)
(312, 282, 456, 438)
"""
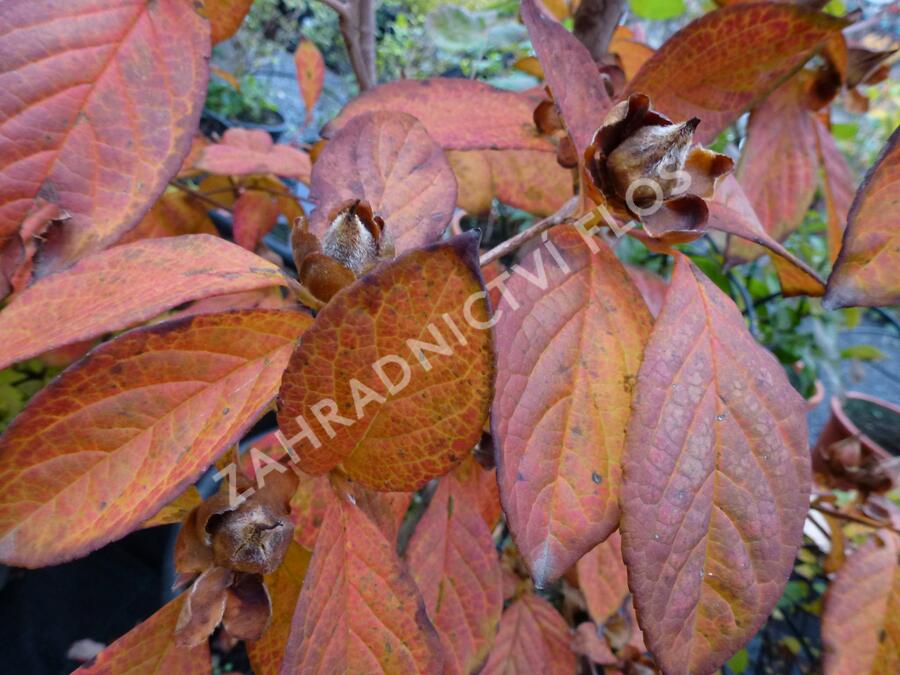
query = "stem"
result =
(573, 0, 627, 61)
(810, 502, 900, 535)
(168, 180, 231, 212)
(479, 197, 579, 267)
(321, 0, 376, 91)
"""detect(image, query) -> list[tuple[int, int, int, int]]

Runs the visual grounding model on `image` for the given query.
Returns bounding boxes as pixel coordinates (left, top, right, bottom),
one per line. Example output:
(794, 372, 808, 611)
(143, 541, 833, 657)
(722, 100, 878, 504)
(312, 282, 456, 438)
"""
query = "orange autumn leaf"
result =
(821, 532, 900, 675)
(281, 498, 444, 671)
(246, 542, 312, 675)
(493, 225, 652, 585)
(0, 309, 312, 568)
(74, 595, 210, 674)
(771, 251, 826, 297)
(0, 0, 210, 275)
(626, 4, 846, 145)
(233, 190, 280, 251)
(115, 188, 218, 245)
(324, 78, 552, 152)
(521, 0, 613, 156)
(824, 127, 900, 309)
(142, 486, 203, 529)
(197, 128, 312, 182)
(576, 530, 629, 626)
(307, 111, 457, 253)
(481, 592, 576, 674)
(620, 254, 810, 674)
(295, 40, 325, 125)
(205, 0, 254, 44)
(452, 455, 502, 529)
(277, 232, 494, 491)
(814, 120, 856, 265)
(0, 235, 290, 370)
(406, 472, 503, 674)
(610, 30, 655, 81)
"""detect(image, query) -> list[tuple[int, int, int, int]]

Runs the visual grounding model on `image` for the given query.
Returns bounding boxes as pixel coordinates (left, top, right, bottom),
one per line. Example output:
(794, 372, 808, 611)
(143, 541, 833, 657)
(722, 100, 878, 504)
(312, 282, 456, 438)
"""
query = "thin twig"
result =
(168, 180, 232, 212)
(810, 502, 900, 535)
(479, 197, 579, 267)
(317, 0, 347, 18)
(573, 0, 628, 61)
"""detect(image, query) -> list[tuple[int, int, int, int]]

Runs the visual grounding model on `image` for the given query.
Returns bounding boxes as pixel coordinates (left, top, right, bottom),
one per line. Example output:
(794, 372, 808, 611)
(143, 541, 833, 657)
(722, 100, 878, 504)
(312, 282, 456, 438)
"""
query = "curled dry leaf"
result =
(0, 0, 210, 275)
(308, 111, 457, 254)
(584, 93, 733, 237)
(625, 4, 847, 144)
(821, 532, 900, 674)
(277, 231, 494, 491)
(493, 225, 652, 586)
(0, 235, 292, 371)
(175, 566, 234, 647)
(196, 128, 312, 182)
(824, 126, 900, 309)
(281, 498, 444, 672)
(0, 309, 311, 568)
(621, 254, 810, 674)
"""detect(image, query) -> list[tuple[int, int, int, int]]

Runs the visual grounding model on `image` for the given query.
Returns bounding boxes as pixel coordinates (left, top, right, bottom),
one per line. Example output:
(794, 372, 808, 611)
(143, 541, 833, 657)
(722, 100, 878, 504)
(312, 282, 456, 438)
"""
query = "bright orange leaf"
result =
(0, 0, 211, 275)
(406, 471, 503, 674)
(481, 592, 576, 674)
(281, 498, 444, 672)
(74, 595, 209, 674)
(277, 232, 494, 491)
(0, 235, 290, 370)
(576, 530, 628, 625)
(0, 309, 312, 567)
(205, 0, 254, 44)
(626, 4, 846, 144)
(295, 40, 325, 125)
(493, 225, 652, 585)
(824, 126, 899, 309)
(620, 253, 810, 674)
(115, 188, 218, 245)
(821, 532, 899, 675)
(308, 111, 458, 252)
(324, 79, 552, 152)
(196, 128, 311, 182)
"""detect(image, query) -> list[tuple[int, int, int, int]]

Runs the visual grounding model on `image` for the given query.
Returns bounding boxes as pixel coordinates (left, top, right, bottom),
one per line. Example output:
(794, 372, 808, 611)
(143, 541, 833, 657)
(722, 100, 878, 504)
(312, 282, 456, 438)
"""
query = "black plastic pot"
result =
(200, 107, 289, 142)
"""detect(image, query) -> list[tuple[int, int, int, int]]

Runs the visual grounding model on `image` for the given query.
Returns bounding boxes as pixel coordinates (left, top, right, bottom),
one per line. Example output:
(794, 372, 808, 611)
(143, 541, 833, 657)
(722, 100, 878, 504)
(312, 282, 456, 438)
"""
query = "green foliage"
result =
(629, 0, 687, 21)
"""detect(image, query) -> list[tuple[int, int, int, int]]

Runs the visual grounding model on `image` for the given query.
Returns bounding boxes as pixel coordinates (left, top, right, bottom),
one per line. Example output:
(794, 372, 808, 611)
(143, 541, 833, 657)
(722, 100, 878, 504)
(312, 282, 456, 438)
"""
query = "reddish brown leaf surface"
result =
(246, 542, 312, 675)
(572, 622, 617, 666)
(814, 120, 855, 264)
(308, 111, 457, 252)
(0, 309, 312, 567)
(626, 4, 845, 144)
(453, 455, 503, 529)
(295, 40, 325, 124)
(626, 266, 667, 318)
(196, 128, 311, 181)
(729, 74, 819, 262)
(206, 0, 254, 44)
(0, 0, 211, 274)
(281, 498, 444, 672)
(277, 232, 494, 491)
(824, 126, 900, 309)
(520, 0, 613, 155)
(481, 592, 576, 674)
(407, 472, 503, 674)
(232, 190, 280, 251)
(492, 225, 652, 585)
(74, 595, 210, 674)
(0, 235, 289, 370)
(324, 79, 551, 152)
(576, 530, 628, 625)
(115, 188, 217, 244)
(448, 150, 573, 217)
(821, 532, 900, 675)
(620, 254, 810, 674)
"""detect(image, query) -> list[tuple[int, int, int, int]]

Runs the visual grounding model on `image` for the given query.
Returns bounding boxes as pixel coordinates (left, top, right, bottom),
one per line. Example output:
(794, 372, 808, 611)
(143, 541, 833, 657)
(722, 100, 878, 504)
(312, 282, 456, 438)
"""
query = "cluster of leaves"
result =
(0, 1, 897, 674)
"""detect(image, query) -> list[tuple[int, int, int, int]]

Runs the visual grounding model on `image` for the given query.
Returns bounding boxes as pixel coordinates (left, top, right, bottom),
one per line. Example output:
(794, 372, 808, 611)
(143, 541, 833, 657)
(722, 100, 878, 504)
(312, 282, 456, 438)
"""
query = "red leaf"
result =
(277, 232, 494, 491)
(206, 0, 254, 45)
(406, 472, 503, 674)
(324, 79, 552, 152)
(814, 120, 855, 265)
(295, 40, 325, 124)
(196, 128, 311, 181)
(626, 4, 846, 144)
(0, 235, 289, 370)
(824, 126, 900, 309)
(493, 225, 652, 585)
(0, 0, 211, 274)
(281, 498, 444, 672)
(233, 190, 280, 251)
(620, 254, 810, 674)
(0, 309, 312, 567)
(74, 595, 209, 674)
(821, 532, 900, 674)
(520, 0, 613, 155)
(308, 111, 457, 253)
(576, 530, 628, 625)
(625, 266, 667, 318)
(481, 592, 576, 674)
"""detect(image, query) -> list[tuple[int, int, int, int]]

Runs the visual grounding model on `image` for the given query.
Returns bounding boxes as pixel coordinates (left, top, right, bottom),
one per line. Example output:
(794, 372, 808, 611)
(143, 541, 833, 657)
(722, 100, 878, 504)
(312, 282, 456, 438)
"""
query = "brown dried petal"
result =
(299, 252, 357, 304)
(534, 99, 563, 135)
(222, 573, 272, 641)
(641, 195, 709, 238)
(683, 146, 734, 199)
(846, 46, 897, 88)
(175, 566, 234, 647)
(290, 220, 322, 273)
(174, 507, 215, 575)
